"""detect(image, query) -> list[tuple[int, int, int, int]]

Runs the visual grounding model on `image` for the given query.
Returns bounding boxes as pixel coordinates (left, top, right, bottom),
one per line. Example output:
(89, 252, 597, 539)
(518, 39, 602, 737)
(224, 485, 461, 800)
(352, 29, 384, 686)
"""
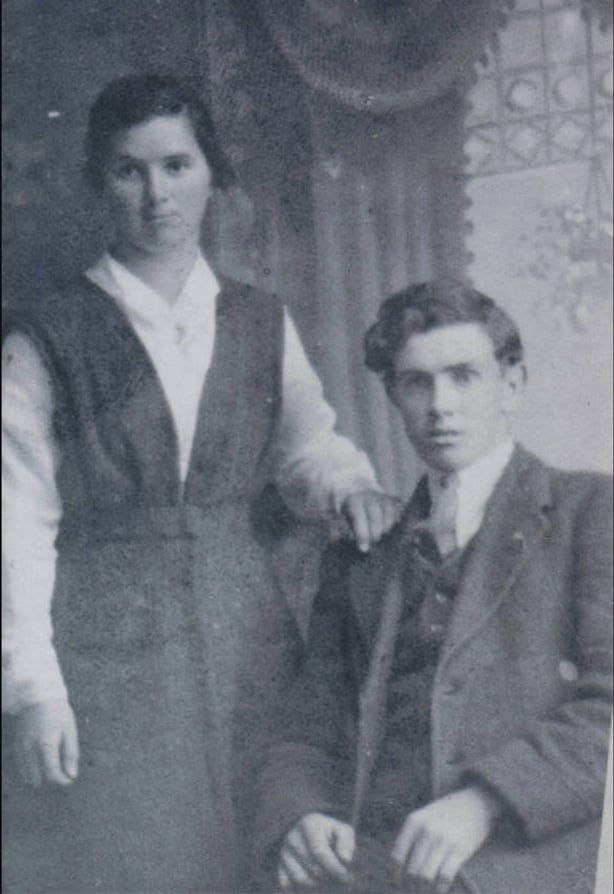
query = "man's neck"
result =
(426, 440, 515, 549)
(452, 439, 515, 489)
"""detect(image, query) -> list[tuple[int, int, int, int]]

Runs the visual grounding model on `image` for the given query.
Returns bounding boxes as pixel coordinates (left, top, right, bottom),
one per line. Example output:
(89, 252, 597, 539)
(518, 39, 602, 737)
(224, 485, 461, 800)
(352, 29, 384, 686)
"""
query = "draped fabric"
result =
(202, 2, 499, 494)
(254, 0, 513, 114)
(307, 93, 468, 496)
(205, 1, 475, 493)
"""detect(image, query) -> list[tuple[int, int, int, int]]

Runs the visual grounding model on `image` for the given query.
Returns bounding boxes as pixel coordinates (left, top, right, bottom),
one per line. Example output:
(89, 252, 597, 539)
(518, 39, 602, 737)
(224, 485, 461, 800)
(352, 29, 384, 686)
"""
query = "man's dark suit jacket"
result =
(256, 446, 613, 894)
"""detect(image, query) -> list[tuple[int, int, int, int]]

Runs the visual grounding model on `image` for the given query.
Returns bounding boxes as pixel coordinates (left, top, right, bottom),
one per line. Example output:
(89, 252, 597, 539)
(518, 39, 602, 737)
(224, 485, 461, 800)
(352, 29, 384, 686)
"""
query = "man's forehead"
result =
(394, 322, 497, 370)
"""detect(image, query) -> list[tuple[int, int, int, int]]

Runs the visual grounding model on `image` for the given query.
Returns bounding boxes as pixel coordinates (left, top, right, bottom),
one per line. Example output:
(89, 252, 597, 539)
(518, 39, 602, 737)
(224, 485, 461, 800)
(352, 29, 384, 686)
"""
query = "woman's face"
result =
(102, 112, 212, 258)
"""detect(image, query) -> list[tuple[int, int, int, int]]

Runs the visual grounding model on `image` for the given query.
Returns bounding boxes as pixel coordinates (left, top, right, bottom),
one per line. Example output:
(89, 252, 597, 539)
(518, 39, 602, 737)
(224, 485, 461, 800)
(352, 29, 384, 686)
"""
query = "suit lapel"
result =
(349, 477, 430, 648)
(439, 446, 553, 672)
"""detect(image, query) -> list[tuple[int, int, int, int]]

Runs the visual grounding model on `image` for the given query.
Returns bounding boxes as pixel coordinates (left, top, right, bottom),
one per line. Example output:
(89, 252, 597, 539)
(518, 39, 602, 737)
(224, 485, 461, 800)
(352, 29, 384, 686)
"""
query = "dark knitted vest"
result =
(363, 533, 476, 840)
(5, 275, 284, 531)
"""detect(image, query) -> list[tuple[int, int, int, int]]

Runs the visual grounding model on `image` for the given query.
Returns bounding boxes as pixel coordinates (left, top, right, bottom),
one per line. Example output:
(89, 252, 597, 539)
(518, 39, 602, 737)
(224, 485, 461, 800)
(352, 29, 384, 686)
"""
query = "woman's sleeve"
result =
(2, 333, 67, 713)
(275, 310, 380, 516)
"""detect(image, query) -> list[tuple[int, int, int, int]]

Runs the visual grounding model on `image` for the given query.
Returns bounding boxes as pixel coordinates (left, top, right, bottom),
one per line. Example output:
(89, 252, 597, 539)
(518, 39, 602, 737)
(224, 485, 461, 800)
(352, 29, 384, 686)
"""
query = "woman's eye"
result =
(395, 372, 430, 391)
(113, 163, 140, 181)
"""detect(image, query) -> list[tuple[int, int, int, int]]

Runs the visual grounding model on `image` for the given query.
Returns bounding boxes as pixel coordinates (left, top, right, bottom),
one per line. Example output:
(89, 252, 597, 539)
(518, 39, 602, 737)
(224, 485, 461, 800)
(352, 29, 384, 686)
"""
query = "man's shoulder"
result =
(512, 446, 612, 530)
(546, 462, 612, 493)
(520, 447, 612, 502)
(318, 522, 412, 628)
(320, 537, 371, 583)
(325, 506, 413, 568)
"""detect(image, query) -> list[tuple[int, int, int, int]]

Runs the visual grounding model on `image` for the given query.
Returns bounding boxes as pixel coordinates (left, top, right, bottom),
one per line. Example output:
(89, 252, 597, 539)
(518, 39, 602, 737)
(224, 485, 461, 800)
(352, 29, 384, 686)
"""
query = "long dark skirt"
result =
(2, 503, 299, 894)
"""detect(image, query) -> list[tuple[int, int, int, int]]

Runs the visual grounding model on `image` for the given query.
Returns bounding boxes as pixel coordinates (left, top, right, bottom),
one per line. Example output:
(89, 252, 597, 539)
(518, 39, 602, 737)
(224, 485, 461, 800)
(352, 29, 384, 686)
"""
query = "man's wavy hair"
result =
(364, 280, 524, 387)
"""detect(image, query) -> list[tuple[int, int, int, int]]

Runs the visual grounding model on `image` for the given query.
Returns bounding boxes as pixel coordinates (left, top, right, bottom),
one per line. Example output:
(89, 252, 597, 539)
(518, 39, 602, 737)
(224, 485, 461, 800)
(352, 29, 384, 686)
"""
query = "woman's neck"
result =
(110, 243, 201, 305)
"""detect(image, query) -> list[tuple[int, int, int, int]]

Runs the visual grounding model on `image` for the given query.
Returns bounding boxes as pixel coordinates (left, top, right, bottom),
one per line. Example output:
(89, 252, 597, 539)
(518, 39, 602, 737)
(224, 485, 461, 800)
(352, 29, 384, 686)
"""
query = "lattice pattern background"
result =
(466, 1, 613, 176)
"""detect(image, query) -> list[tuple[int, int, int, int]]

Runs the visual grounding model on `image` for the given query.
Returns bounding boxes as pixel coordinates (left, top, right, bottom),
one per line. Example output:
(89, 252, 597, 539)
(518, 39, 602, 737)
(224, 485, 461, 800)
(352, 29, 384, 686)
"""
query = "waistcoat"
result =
(363, 535, 475, 839)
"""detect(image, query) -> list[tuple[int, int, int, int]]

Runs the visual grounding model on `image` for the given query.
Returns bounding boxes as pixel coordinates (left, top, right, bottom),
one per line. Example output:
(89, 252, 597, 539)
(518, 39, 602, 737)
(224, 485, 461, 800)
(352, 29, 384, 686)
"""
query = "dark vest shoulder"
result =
(5, 274, 284, 518)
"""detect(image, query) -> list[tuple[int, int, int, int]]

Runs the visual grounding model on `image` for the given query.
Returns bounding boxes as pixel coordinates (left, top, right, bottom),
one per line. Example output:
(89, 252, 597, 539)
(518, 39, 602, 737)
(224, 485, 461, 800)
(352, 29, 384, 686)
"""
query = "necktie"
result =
(430, 472, 459, 556)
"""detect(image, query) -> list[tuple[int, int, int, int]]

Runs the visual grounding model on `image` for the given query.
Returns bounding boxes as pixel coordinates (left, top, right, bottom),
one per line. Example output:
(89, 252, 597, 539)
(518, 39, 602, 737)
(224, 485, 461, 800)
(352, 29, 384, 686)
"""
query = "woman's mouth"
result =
(146, 212, 181, 223)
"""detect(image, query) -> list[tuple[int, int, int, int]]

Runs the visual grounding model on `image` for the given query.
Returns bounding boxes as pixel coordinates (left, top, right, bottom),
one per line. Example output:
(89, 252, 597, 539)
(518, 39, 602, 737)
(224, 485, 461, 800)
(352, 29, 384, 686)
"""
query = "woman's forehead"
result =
(108, 112, 202, 159)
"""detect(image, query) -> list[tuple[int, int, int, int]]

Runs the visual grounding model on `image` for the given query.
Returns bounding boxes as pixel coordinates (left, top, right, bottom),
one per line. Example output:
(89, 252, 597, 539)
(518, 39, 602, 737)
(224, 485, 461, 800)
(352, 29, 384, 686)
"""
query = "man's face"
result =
(389, 322, 523, 473)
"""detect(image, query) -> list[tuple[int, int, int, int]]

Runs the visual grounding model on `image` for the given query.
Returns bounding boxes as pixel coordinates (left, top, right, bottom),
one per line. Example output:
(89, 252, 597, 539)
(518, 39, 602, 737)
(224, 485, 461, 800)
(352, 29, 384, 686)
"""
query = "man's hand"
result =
(14, 698, 79, 786)
(278, 812, 355, 890)
(342, 490, 403, 553)
(391, 786, 502, 894)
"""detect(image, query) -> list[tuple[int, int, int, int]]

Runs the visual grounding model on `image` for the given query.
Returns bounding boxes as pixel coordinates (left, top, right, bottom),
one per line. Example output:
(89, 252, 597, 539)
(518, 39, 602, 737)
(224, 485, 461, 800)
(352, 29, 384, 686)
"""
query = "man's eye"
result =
(451, 368, 475, 384)
(165, 158, 190, 174)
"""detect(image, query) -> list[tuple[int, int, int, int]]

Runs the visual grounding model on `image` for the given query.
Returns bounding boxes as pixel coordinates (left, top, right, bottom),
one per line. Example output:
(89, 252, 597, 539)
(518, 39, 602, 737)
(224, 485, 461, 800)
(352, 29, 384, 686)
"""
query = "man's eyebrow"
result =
(445, 362, 478, 372)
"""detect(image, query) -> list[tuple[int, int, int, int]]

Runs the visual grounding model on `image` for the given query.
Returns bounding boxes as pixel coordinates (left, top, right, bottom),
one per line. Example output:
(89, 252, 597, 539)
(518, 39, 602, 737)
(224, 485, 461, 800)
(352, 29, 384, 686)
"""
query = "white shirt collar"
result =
(455, 438, 515, 498)
(428, 439, 515, 548)
(85, 251, 220, 331)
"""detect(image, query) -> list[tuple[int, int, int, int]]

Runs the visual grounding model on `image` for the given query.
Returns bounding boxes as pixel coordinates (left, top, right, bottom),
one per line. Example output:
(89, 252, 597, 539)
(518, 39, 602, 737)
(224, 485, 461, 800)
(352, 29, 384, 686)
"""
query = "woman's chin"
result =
(128, 230, 196, 258)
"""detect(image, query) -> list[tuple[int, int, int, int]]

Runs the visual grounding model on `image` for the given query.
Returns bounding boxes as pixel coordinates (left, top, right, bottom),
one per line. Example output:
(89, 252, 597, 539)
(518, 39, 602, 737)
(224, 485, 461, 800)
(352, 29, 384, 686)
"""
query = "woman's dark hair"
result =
(364, 280, 524, 386)
(85, 73, 236, 193)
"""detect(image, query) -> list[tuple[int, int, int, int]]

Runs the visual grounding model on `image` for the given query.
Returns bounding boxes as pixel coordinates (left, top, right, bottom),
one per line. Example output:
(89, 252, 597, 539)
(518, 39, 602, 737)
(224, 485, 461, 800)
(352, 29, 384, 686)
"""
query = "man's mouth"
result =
(427, 429, 461, 443)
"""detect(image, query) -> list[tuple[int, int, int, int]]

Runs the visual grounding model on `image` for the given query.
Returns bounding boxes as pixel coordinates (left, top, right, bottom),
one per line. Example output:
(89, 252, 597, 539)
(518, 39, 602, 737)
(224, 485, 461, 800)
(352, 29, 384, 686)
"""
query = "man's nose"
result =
(430, 376, 457, 415)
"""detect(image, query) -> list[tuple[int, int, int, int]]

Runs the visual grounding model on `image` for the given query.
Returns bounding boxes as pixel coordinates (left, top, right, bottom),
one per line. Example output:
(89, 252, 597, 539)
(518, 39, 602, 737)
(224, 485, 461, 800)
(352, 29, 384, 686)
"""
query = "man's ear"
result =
(502, 362, 527, 412)
(384, 378, 398, 407)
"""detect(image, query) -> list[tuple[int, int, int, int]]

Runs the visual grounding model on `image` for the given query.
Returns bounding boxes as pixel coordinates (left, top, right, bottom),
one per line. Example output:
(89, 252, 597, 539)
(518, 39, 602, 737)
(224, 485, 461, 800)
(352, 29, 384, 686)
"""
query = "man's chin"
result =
(418, 441, 467, 473)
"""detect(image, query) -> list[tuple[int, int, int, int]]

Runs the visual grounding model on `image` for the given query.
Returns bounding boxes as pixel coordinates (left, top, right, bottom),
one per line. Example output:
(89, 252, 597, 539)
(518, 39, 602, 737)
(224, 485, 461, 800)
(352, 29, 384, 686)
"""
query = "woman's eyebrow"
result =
(111, 152, 141, 162)
(395, 366, 428, 376)
(111, 151, 193, 161)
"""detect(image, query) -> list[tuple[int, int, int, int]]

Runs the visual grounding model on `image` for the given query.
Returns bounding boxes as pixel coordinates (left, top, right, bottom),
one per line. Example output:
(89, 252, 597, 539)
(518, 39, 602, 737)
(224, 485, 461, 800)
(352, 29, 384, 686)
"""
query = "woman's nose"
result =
(144, 168, 168, 205)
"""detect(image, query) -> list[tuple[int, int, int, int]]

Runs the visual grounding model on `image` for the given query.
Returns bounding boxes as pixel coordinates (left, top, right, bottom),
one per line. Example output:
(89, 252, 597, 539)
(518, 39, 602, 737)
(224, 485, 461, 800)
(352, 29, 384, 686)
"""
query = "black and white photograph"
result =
(2, 2, 613, 893)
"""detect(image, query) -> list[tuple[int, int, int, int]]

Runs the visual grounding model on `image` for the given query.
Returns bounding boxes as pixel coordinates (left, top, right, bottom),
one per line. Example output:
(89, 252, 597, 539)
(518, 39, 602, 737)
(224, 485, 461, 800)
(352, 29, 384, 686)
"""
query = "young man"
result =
(255, 282, 613, 894)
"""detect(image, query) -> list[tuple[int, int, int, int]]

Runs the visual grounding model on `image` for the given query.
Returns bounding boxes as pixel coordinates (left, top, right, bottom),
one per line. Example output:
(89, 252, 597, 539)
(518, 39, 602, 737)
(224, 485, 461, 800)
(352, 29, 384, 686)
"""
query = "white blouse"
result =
(2, 253, 378, 713)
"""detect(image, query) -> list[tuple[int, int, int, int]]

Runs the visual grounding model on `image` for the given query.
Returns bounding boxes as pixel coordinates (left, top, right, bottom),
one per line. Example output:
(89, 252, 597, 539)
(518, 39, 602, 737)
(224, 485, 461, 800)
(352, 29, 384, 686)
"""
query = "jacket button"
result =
(558, 659, 579, 682)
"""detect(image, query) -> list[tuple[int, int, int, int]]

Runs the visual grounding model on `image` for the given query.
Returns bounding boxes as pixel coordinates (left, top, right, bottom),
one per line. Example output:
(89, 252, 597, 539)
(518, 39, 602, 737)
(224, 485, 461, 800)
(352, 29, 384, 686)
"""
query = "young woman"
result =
(2, 74, 399, 893)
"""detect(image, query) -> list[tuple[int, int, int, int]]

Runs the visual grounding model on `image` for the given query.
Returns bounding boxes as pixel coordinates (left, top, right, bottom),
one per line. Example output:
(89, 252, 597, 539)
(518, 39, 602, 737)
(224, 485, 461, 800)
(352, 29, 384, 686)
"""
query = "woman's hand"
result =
(342, 490, 404, 553)
(15, 698, 79, 786)
(278, 812, 355, 890)
(391, 786, 502, 894)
